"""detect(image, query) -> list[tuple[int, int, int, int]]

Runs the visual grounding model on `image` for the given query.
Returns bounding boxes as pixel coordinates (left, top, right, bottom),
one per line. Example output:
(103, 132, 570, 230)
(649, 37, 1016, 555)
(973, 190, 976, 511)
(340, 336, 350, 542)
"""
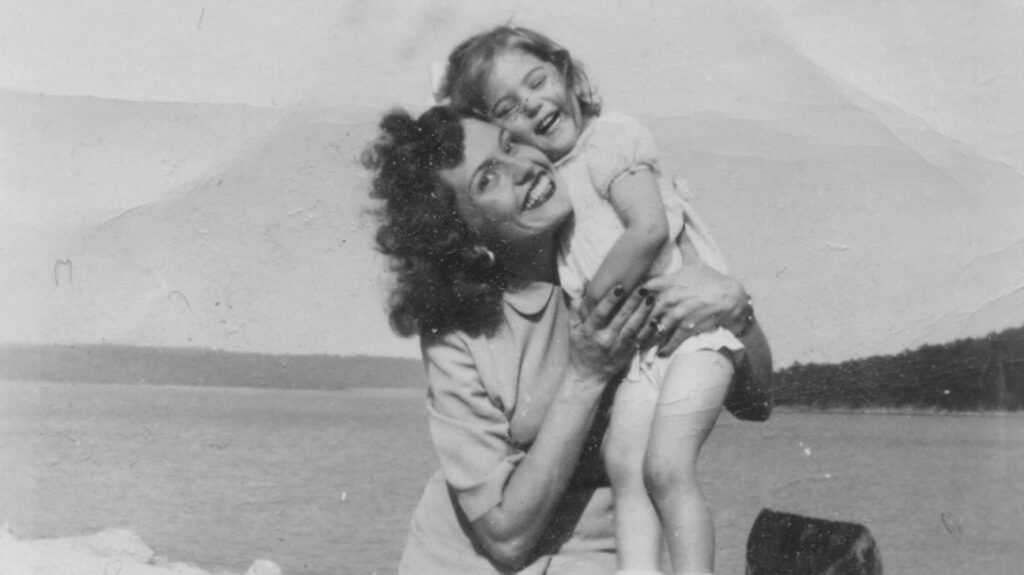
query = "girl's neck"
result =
(549, 115, 592, 164)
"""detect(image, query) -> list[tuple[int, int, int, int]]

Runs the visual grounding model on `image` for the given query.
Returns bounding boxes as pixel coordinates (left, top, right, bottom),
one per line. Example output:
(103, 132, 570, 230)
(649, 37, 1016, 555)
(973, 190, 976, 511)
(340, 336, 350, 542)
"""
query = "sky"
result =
(1, 0, 1023, 365)
(4, 0, 1022, 153)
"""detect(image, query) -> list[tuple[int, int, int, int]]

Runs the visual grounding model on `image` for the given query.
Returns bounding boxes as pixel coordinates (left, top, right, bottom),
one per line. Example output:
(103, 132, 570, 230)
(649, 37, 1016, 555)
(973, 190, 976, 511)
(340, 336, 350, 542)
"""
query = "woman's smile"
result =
(522, 172, 555, 211)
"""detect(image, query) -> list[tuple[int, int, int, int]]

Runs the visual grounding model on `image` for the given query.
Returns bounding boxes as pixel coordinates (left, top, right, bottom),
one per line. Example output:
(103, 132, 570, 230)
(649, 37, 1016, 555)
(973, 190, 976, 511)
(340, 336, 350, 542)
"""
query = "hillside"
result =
(4, 324, 1024, 412)
(0, 344, 424, 391)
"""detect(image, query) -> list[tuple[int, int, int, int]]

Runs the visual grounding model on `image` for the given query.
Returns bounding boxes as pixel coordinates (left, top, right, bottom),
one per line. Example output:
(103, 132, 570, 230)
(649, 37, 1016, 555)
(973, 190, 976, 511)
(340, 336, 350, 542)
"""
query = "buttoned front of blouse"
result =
(399, 282, 617, 575)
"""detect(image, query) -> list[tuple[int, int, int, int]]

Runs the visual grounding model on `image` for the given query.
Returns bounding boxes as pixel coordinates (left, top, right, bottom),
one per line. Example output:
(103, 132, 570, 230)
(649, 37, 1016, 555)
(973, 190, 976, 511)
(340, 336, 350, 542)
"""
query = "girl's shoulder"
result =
(581, 112, 660, 192)
(584, 111, 656, 151)
(590, 111, 651, 136)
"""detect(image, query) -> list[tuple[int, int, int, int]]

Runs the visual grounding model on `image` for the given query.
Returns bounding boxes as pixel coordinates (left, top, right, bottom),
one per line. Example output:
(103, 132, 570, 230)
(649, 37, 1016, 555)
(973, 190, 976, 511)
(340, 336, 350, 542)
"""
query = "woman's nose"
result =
(509, 157, 535, 185)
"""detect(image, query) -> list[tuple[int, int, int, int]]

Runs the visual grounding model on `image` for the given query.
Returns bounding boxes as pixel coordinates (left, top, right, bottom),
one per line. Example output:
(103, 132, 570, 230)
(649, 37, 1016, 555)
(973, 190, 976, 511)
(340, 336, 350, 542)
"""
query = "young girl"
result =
(441, 27, 749, 575)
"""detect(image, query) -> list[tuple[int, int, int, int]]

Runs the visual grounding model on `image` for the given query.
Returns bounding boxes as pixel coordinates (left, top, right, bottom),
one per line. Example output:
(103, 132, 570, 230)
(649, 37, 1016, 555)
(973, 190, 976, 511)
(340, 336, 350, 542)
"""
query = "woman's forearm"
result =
(728, 318, 774, 421)
(470, 370, 608, 569)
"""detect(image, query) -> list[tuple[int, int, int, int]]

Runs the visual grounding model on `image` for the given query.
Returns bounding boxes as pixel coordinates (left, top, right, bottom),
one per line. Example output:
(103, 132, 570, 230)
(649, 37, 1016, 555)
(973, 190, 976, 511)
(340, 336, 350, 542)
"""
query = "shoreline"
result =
(3, 379, 1021, 416)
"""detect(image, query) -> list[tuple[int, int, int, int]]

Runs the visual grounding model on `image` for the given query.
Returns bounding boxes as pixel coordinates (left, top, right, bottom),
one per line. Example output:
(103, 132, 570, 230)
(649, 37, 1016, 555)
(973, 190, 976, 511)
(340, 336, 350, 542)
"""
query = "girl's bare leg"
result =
(603, 374, 662, 572)
(644, 350, 733, 574)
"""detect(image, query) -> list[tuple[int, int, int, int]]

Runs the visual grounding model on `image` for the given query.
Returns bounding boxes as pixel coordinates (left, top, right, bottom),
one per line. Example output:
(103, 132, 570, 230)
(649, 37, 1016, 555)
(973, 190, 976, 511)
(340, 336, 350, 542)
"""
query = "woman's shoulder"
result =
(420, 282, 562, 357)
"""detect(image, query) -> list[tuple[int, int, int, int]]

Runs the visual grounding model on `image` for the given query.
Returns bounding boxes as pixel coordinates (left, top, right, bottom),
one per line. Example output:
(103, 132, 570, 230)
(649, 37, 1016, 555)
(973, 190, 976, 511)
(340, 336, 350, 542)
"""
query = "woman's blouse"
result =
(399, 282, 618, 575)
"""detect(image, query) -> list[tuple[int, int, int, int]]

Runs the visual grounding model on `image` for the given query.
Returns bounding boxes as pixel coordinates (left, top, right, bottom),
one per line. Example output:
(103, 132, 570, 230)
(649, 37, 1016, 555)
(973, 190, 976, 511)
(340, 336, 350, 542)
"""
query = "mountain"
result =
(641, 21, 1024, 364)
(1, 94, 419, 358)
(1, 1, 1021, 365)
(0, 343, 424, 391)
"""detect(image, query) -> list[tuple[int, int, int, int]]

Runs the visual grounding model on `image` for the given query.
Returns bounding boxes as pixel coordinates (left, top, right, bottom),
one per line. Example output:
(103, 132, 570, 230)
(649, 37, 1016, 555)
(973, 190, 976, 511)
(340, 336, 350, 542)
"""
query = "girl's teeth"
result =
(538, 113, 558, 135)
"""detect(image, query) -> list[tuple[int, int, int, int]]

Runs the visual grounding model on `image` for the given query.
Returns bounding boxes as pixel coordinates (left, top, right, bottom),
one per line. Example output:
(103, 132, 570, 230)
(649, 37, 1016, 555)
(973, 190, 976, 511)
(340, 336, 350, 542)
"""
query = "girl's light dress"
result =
(554, 112, 743, 384)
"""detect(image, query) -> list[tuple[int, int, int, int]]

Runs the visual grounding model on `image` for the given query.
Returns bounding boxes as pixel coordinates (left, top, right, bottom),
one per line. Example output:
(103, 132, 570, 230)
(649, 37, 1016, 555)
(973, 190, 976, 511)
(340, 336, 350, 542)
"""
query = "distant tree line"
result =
(775, 325, 1024, 411)
(0, 344, 426, 391)
(5, 326, 1024, 412)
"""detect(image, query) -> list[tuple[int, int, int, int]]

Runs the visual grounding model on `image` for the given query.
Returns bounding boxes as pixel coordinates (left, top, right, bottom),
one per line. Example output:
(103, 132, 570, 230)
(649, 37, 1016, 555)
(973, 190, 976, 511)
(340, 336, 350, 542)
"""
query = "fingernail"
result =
(644, 295, 655, 306)
(613, 285, 624, 298)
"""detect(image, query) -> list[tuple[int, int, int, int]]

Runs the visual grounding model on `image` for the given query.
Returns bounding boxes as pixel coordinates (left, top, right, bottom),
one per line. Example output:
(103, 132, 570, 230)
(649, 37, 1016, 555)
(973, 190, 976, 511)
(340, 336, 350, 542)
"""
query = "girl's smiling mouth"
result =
(536, 111, 561, 136)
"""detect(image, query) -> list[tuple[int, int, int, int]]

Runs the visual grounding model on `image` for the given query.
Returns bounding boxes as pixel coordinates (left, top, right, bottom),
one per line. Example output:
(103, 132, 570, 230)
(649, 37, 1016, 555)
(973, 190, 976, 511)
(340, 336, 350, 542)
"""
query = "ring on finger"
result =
(652, 320, 667, 336)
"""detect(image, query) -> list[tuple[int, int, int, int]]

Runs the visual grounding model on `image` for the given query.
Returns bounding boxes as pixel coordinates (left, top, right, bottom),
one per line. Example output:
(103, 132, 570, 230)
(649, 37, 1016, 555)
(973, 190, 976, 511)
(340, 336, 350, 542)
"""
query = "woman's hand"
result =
(568, 284, 658, 380)
(643, 260, 753, 358)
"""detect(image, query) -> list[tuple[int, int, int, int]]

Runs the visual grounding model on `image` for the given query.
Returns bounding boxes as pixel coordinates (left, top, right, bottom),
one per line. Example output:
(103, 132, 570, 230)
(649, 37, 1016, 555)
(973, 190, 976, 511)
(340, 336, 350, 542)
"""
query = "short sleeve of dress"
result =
(422, 333, 526, 522)
(585, 113, 661, 199)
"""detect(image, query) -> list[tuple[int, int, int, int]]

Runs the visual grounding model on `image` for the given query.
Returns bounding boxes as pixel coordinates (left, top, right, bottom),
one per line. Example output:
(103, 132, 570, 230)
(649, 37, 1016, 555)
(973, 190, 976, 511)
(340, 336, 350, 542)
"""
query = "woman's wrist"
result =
(732, 295, 756, 338)
(564, 361, 617, 394)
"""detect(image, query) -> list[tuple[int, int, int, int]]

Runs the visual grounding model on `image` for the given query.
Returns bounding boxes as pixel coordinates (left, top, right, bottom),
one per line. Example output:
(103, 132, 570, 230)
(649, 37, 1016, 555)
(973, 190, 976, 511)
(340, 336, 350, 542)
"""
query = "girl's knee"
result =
(643, 452, 698, 497)
(603, 436, 643, 487)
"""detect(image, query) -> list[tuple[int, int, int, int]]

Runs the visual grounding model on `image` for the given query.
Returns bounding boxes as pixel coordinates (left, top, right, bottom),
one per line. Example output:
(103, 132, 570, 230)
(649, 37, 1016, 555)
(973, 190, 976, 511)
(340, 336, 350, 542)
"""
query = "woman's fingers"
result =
(607, 287, 651, 337)
(651, 296, 701, 356)
(643, 262, 753, 356)
(577, 284, 655, 361)
(617, 288, 657, 347)
(584, 284, 625, 331)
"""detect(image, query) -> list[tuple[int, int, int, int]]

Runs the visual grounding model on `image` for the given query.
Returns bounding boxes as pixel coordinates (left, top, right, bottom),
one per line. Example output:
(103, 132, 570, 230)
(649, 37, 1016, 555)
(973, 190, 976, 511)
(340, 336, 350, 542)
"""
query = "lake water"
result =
(1, 381, 1021, 574)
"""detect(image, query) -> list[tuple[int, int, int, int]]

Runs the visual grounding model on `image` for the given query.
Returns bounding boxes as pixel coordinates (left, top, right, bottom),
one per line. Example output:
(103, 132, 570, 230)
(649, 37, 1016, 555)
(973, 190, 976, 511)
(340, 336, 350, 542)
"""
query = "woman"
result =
(364, 106, 771, 574)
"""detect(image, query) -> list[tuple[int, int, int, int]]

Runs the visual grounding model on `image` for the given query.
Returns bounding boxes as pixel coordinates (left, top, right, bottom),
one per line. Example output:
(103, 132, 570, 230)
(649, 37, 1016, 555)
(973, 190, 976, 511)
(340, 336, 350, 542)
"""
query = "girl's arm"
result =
(582, 168, 668, 310)
(469, 287, 657, 569)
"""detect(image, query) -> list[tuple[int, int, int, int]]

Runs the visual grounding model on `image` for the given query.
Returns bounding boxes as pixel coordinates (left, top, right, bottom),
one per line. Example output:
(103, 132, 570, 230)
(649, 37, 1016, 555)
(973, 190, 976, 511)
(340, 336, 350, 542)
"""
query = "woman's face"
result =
(481, 48, 583, 162)
(438, 117, 572, 249)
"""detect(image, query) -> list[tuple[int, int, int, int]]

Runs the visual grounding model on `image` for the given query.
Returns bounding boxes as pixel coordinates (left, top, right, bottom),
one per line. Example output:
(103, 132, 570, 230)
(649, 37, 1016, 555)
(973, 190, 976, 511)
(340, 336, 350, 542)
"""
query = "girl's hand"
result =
(568, 285, 657, 380)
(643, 263, 753, 357)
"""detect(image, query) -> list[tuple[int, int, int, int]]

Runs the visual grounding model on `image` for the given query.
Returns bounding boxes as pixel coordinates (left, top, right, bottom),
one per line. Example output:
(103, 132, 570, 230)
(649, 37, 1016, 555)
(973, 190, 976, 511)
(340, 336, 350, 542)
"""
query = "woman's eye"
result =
(530, 75, 546, 89)
(494, 105, 514, 119)
(478, 170, 496, 191)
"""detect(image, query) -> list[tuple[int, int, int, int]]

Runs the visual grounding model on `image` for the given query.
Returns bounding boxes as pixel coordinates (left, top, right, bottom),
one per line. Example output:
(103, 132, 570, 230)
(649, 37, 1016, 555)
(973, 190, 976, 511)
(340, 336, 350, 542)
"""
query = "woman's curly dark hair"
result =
(363, 106, 510, 338)
(441, 25, 601, 119)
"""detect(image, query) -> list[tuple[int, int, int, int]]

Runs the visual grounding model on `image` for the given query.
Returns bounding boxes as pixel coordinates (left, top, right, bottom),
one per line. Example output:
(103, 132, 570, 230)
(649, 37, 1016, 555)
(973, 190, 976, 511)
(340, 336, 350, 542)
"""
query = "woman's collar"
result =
(504, 281, 557, 316)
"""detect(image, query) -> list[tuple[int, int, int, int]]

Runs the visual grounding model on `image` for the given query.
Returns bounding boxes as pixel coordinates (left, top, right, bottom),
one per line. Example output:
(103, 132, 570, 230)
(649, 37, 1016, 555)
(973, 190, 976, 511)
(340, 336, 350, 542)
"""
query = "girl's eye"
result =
(530, 75, 546, 89)
(493, 104, 514, 119)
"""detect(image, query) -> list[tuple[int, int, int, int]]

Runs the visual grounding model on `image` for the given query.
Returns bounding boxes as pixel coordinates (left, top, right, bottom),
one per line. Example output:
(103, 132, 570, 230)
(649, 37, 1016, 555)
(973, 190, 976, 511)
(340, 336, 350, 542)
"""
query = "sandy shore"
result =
(0, 528, 280, 575)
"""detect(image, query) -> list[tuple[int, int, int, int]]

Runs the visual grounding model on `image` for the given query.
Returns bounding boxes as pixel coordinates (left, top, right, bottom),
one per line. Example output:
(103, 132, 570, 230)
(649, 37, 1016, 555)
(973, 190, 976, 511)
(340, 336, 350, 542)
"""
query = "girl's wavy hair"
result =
(441, 25, 601, 119)
(362, 106, 509, 338)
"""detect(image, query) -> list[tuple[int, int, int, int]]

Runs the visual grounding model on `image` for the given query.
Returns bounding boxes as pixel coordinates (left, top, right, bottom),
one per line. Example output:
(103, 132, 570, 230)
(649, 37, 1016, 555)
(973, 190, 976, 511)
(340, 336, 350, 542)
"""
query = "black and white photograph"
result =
(1, 1, 1022, 573)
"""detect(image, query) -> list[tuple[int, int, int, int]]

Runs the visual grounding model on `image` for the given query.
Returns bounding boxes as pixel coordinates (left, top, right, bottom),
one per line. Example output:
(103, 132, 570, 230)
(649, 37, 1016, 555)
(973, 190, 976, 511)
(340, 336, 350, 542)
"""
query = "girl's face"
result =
(438, 117, 572, 249)
(481, 48, 583, 162)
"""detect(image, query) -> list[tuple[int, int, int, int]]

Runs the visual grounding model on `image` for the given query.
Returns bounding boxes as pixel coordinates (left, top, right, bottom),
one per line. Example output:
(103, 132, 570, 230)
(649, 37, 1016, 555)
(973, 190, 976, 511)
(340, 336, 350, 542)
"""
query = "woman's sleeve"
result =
(585, 113, 661, 198)
(422, 334, 526, 522)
